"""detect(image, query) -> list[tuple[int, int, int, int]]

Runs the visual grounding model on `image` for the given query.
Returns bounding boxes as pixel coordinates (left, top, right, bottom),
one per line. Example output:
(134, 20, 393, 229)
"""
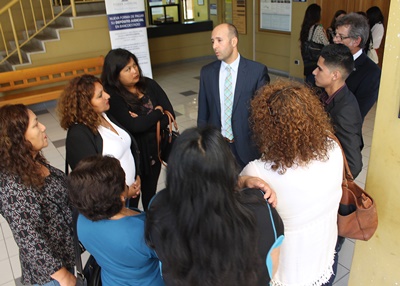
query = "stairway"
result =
(0, 2, 106, 72)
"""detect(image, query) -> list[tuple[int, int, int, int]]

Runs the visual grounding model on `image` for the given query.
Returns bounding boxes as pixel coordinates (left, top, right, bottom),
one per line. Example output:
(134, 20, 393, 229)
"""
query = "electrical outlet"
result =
(294, 60, 300, 65)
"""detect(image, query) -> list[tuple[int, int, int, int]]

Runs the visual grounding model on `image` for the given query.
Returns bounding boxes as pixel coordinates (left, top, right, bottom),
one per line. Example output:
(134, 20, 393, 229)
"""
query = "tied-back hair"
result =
(0, 104, 48, 188)
(101, 48, 147, 111)
(300, 4, 321, 44)
(58, 74, 102, 134)
(67, 155, 126, 221)
(250, 79, 334, 174)
(145, 127, 262, 286)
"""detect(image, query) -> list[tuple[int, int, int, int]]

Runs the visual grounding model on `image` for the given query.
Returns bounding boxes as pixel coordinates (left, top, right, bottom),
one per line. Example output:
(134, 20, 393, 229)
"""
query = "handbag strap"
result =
(309, 24, 318, 41)
(72, 209, 86, 282)
(156, 111, 178, 166)
(328, 133, 354, 182)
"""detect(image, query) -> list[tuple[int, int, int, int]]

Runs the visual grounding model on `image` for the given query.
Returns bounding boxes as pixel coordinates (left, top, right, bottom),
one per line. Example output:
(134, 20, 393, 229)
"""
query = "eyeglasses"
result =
(334, 33, 351, 41)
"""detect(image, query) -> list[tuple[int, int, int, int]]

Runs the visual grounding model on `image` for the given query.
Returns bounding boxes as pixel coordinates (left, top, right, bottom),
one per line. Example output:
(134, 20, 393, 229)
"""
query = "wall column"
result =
(348, 0, 400, 284)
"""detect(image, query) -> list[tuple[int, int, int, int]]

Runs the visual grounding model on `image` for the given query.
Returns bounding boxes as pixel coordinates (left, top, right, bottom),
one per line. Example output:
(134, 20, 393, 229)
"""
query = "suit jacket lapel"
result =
(213, 61, 222, 118)
(232, 58, 246, 113)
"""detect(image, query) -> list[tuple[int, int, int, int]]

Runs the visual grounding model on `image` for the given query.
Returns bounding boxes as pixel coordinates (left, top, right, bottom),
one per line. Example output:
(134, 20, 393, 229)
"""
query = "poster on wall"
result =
(105, 0, 153, 78)
(260, 0, 292, 32)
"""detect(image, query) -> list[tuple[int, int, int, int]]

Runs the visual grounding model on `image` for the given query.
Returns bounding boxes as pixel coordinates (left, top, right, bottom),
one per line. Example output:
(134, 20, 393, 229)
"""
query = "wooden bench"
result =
(0, 56, 104, 106)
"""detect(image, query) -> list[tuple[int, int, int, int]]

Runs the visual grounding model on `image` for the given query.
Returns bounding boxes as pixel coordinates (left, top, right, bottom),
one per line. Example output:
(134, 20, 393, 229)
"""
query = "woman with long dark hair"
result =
(101, 48, 175, 210)
(366, 6, 384, 64)
(300, 3, 329, 86)
(0, 104, 75, 286)
(327, 10, 346, 43)
(145, 127, 284, 286)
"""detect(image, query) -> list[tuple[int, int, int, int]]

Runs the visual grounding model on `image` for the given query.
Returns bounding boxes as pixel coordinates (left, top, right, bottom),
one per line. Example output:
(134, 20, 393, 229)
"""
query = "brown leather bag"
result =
(156, 110, 179, 166)
(331, 135, 378, 241)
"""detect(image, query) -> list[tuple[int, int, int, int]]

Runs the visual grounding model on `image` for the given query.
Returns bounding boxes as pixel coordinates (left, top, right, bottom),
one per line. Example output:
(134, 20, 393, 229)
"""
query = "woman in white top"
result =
(241, 80, 342, 286)
(366, 6, 385, 64)
(58, 74, 141, 201)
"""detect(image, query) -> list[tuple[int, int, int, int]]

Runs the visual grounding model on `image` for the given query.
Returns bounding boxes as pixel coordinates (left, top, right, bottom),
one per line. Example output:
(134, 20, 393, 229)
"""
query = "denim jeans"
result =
(33, 268, 74, 286)
(33, 280, 60, 286)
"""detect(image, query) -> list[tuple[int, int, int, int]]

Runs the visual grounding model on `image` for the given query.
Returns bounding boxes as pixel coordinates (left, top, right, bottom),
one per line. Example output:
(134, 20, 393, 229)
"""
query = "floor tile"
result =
(4, 238, 18, 258)
(1, 222, 13, 239)
(333, 263, 349, 284)
(0, 240, 8, 261)
(9, 255, 21, 279)
(333, 272, 350, 286)
(337, 239, 355, 270)
(0, 259, 14, 285)
(52, 139, 66, 148)
(180, 90, 197, 96)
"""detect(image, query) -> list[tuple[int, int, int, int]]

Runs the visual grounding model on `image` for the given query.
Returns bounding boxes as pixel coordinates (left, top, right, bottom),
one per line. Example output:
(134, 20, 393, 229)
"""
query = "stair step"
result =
(34, 33, 59, 41)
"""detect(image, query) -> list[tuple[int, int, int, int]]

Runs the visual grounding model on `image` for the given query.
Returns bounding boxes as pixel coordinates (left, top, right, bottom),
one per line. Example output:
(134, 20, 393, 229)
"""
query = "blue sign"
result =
(107, 11, 146, 31)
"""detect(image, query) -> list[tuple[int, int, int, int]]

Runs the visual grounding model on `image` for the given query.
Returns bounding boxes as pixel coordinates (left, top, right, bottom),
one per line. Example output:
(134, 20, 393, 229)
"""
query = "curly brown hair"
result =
(0, 104, 48, 188)
(58, 74, 102, 134)
(250, 79, 334, 174)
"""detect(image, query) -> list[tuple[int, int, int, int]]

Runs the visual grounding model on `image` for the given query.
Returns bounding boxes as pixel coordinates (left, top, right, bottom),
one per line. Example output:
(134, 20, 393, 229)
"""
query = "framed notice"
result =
(260, 0, 291, 33)
(105, 0, 153, 78)
(233, 0, 246, 34)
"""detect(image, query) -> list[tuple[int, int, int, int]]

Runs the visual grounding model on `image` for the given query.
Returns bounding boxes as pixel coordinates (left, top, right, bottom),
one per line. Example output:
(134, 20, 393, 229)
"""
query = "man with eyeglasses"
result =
(334, 12, 381, 121)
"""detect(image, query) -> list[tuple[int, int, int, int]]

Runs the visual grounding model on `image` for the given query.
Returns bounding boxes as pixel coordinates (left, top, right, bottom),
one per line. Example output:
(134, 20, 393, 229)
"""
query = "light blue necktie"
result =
(224, 65, 234, 140)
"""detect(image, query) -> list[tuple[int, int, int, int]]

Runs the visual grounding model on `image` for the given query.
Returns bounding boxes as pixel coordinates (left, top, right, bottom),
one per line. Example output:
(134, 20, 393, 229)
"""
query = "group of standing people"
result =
(0, 13, 383, 286)
(300, 4, 384, 86)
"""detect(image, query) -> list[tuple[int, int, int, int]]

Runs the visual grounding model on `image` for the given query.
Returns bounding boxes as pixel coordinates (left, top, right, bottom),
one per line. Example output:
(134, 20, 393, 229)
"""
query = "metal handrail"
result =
(0, 0, 104, 66)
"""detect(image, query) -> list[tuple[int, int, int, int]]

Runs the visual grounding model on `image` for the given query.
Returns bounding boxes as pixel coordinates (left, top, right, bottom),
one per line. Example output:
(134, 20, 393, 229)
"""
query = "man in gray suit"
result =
(197, 23, 270, 168)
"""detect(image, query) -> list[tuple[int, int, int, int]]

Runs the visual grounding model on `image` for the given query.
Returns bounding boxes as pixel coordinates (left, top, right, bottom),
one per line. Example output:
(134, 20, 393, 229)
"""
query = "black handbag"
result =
(302, 25, 325, 62)
(302, 25, 325, 75)
(157, 110, 179, 166)
(73, 210, 102, 286)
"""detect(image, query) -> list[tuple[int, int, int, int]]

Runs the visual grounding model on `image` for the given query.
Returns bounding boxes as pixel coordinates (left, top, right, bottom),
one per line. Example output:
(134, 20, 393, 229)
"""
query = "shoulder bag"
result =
(330, 135, 378, 241)
(73, 210, 102, 286)
(157, 110, 179, 166)
(302, 25, 325, 62)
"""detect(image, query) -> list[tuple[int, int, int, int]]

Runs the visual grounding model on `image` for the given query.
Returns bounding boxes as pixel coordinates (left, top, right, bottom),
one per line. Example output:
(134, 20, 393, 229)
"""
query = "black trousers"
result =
(129, 160, 162, 211)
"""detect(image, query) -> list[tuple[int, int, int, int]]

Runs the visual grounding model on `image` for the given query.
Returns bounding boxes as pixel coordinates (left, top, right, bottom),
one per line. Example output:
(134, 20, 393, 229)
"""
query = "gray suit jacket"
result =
(197, 56, 270, 165)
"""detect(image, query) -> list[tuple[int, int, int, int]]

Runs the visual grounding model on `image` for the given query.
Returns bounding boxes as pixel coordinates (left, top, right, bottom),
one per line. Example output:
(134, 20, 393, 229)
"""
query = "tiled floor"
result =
(0, 57, 376, 285)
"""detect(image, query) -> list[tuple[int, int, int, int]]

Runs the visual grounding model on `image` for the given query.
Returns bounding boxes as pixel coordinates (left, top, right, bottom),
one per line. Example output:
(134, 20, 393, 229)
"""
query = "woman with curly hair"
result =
(0, 104, 75, 286)
(58, 74, 141, 203)
(241, 80, 343, 286)
(68, 155, 164, 285)
(101, 48, 175, 210)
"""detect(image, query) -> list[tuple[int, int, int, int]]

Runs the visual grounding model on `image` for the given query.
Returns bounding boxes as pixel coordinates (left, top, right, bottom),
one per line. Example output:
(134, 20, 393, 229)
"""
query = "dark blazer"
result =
(346, 52, 381, 120)
(106, 77, 174, 174)
(325, 84, 363, 178)
(65, 114, 140, 174)
(197, 56, 270, 165)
